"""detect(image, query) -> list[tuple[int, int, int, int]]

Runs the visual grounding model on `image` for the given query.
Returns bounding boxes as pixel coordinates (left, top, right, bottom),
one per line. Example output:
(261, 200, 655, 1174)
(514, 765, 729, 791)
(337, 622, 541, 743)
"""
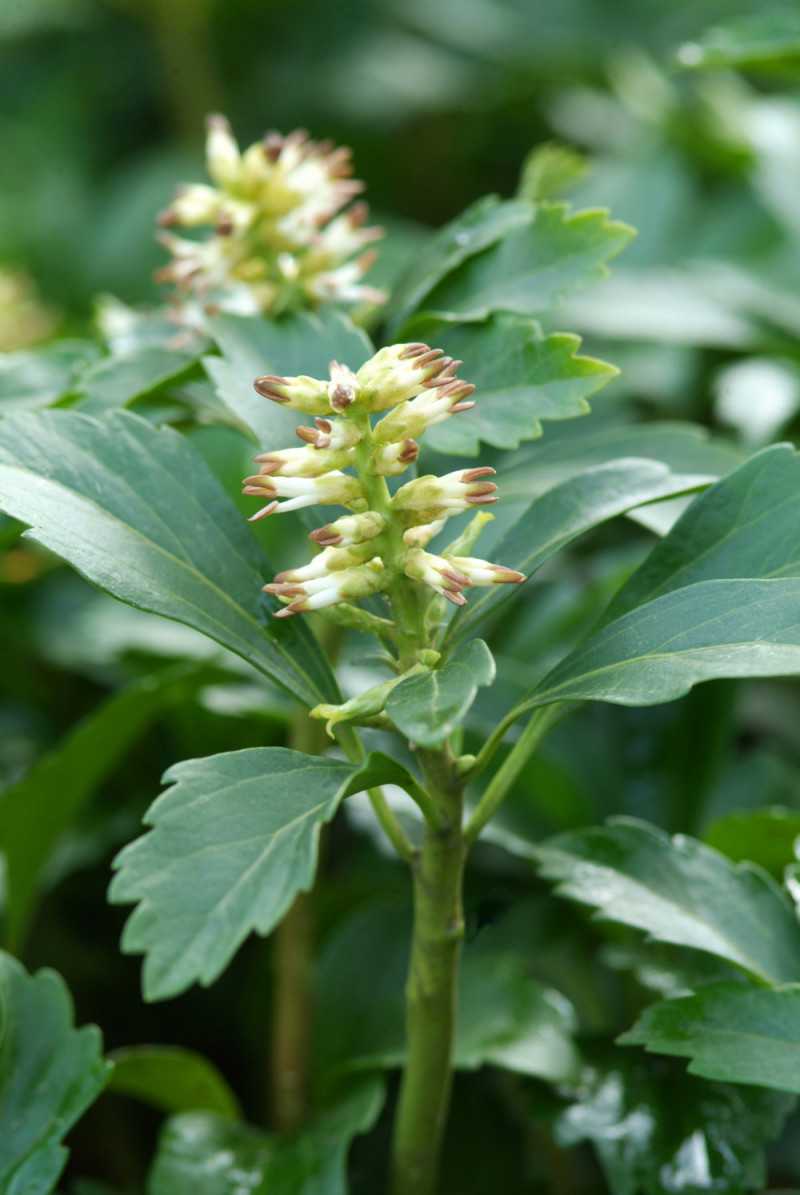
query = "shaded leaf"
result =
(384, 194, 532, 334)
(447, 459, 712, 647)
(555, 1051, 793, 1195)
(316, 904, 580, 1085)
(703, 807, 800, 879)
(534, 817, 800, 985)
(0, 667, 203, 953)
(203, 310, 372, 444)
(108, 1046, 241, 1118)
(110, 749, 405, 1000)
(147, 1077, 383, 1195)
(414, 314, 618, 455)
(676, 13, 800, 72)
(386, 639, 495, 747)
(622, 983, 800, 1094)
(72, 346, 202, 415)
(0, 341, 99, 411)
(0, 952, 111, 1195)
(0, 409, 337, 707)
(414, 202, 634, 325)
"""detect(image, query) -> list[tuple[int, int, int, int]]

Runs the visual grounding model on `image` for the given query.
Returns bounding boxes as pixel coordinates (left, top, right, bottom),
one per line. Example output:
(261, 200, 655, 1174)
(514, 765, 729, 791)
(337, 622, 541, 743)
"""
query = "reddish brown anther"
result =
(398, 440, 419, 464)
(310, 525, 342, 546)
(254, 376, 290, 402)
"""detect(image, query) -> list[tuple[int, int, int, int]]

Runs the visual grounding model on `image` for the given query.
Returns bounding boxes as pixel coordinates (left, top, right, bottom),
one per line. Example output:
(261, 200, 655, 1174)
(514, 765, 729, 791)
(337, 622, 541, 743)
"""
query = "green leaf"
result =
(384, 195, 532, 334)
(0, 668, 203, 953)
(525, 446, 800, 709)
(316, 904, 580, 1085)
(703, 807, 800, 880)
(110, 748, 404, 1000)
(534, 817, 800, 985)
(0, 952, 111, 1195)
(0, 340, 99, 411)
(409, 314, 618, 456)
(385, 639, 495, 747)
(676, 12, 800, 72)
(203, 310, 372, 444)
(72, 346, 202, 416)
(107, 1046, 241, 1118)
(413, 202, 634, 325)
(554, 1052, 793, 1195)
(147, 1077, 383, 1195)
(0, 409, 337, 708)
(622, 983, 800, 1094)
(447, 459, 713, 647)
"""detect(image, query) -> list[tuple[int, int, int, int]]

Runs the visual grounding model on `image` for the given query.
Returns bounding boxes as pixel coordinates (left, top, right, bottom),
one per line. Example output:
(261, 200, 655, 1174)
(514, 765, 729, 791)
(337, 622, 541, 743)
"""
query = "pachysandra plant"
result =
(11, 94, 800, 1195)
(157, 114, 385, 321)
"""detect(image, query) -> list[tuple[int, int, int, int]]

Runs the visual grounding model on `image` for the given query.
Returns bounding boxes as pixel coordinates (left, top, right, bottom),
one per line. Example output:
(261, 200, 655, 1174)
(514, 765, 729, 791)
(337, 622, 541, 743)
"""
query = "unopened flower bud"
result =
(403, 520, 447, 550)
(253, 374, 330, 415)
(392, 468, 498, 524)
(272, 541, 377, 583)
(355, 344, 459, 412)
(244, 471, 366, 518)
(404, 550, 472, 606)
(373, 378, 475, 445)
(447, 557, 526, 587)
(327, 361, 360, 411)
(372, 439, 419, 476)
(250, 444, 352, 477)
(271, 560, 387, 618)
(309, 511, 386, 547)
(295, 416, 364, 452)
(205, 113, 241, 187)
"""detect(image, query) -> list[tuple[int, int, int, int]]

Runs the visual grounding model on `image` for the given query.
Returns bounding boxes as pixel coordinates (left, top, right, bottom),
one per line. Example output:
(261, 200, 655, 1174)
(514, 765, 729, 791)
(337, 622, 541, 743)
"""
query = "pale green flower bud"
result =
(355, 344, 459, 412)
(248, 444, 352, 477)
(271, 541, 377, 582)
(271, 559, 387, 619)
(311, 662, 427, 736)
(327, 361, 360, 411)
(371, 439, 419, 477)
(205, 113, 241, 187)
(253, 373, 330, 414)
(295, 416, 364, 452)
(392, 468, 498, 523)
(373, 378, 475, 445)
(309, 511, 386, 547)
(244, 471, 367, 519)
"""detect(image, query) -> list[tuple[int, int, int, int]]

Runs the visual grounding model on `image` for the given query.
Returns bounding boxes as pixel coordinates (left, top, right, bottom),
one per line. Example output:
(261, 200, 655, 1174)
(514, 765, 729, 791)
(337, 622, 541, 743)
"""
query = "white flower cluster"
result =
(157, 116, 384, 318)
(243, 343, 525, 618)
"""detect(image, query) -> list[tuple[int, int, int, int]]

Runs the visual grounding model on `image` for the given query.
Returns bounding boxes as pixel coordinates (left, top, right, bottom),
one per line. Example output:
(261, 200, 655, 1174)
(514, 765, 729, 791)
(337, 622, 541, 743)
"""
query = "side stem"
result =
(390, 749, 466, 1195)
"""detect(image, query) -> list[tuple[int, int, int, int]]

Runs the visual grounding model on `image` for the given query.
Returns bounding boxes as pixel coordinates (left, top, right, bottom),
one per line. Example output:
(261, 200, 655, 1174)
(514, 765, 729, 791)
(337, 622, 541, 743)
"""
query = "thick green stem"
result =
(270, 890, 313, 1131)
(390, 749, 466, 1195)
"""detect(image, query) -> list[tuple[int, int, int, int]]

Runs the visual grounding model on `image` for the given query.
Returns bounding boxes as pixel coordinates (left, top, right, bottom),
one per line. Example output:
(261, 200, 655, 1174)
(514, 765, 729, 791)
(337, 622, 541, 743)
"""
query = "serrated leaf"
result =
(203, 310, 372, 444)
(0, 409, 337, 708)
(147, 1076, 383, 1195)
(316, 904, 580, 1085)
(676, 13, 800, 72)
(534, 817, 800, 985)
(525, 446, 800, 709)
(72, 346, 202, 415)
(554, 1051, 793, 1195)
(110, 748, 405, 1000)
(107, 1046, 241, 1118)
(414, 202, 634, 325)
(410, 314, 618, 455)
(386, 639, 495, 747)
(384, 195, 532, 334)
(0, 952, 111, 1195)
(0, 667, 203, 953)
(446, 459, 712, 647)
(0, 340, 99, 410)
(703, 807, 800, 879)
(621, 983, 800, 1094)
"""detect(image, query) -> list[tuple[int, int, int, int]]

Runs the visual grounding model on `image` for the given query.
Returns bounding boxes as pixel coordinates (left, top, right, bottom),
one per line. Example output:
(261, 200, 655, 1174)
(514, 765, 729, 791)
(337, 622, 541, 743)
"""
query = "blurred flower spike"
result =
(243, 343, 525, 618)
(156, 115, 385, 319)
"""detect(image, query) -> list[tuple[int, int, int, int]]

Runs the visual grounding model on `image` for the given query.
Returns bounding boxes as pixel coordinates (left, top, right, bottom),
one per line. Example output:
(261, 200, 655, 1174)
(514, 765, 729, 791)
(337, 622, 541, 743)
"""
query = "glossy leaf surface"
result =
(0, 953, 110, 1195)
(147, 1077, 383, 1195)
(108, 1046, 241, 1118)
(534, 817, 800, 985)
(0, 409, 337, 707)
(386, 639, 495, 747)
(110, 749, 405, 1000)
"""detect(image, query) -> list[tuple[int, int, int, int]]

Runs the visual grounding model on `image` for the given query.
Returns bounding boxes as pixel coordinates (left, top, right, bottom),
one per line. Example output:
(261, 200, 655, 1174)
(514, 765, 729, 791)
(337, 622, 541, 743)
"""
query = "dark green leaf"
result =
(525, 446, 800, 709)
(72, 346, 202, 415)
(0, 409, 337, 707)
(110, 748, 404, 1000)
(203, 310, 372, 444)
(386, 639, 495, 747)
(0, 668, 202, 952)
(413, 314, 618, 455)
(0, 952, 111, 1195)
(534, 817, 800, 985)
(447, 459, 712, 647)
(0, 341, 99, 411)
(316, 904, 580, 1085)
(622, 983, 800, 1093)
(384, 195, 532, 334)
(415, 202, 634, 324)
(147, 1077, 383, 1195)
(108, 1046, 241, 1118)
(703, 807, 800, 879)
(555, 1051, 793, 1195)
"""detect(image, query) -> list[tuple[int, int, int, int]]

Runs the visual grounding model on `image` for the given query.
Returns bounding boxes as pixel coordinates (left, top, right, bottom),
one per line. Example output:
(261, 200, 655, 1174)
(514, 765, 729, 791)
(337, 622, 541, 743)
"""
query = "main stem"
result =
(390, 748, 466, 1195)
